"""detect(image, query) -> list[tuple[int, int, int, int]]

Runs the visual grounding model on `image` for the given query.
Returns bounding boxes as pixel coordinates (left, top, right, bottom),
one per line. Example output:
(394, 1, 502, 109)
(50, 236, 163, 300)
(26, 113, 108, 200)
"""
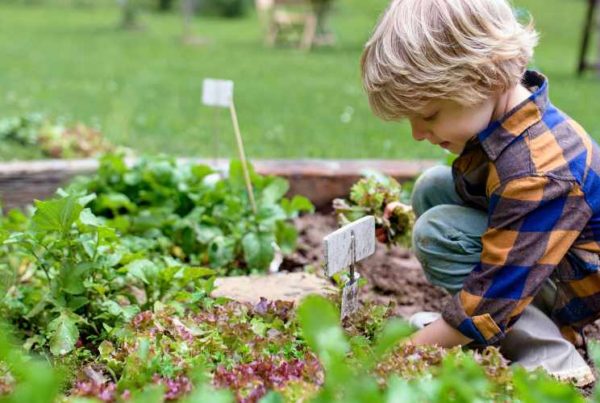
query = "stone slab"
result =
(211, 272, 337, 304)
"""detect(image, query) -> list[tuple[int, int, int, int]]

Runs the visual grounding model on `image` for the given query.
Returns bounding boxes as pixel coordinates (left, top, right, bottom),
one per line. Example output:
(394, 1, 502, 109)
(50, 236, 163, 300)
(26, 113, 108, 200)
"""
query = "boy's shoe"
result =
(499, 305, 596, 388)
(408, 311, 441, 329)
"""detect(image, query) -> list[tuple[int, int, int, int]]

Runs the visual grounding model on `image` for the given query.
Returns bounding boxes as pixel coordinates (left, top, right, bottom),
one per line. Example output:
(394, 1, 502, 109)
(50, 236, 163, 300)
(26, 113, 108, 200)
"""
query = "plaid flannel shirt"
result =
(442, 70, 600, 346)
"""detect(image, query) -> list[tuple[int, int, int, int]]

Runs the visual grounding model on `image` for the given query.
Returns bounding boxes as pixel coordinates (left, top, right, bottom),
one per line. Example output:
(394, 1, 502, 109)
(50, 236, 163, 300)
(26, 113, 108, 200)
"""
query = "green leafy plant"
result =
(0, 322, 63, 403)
(333, 173, 414, 247)
(1, 294, 593, 402)
(0, 154, 313, 360)
(1, 192, 216, 357)
(293, 296, 587, 403)
(69, 154, 314, 275)
(0, 114, 117, 159)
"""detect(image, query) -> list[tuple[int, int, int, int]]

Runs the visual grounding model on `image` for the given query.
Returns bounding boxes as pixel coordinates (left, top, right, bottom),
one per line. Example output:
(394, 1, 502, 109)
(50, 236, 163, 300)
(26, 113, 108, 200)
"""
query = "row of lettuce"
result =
(2, 293, 596, 402)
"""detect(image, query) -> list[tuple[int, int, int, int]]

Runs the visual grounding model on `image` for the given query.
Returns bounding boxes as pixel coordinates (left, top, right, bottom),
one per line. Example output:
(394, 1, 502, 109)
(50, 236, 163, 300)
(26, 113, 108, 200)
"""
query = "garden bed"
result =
(2, 155, 600, 402)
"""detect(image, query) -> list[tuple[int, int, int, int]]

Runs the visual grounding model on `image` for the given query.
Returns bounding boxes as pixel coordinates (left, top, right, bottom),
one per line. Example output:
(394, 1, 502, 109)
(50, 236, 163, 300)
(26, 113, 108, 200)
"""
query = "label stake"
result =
(202, 79, 257, 213)
(323, 216, 376, 319)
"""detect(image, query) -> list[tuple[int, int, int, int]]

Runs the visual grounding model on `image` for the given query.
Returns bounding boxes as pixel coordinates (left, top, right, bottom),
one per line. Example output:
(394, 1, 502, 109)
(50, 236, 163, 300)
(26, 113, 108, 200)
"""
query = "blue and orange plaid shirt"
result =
(442, 70, 600, 346)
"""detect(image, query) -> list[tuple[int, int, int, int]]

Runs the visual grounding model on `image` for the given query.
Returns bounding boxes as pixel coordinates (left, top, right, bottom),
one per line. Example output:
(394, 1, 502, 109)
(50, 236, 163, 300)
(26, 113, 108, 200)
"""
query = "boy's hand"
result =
(376, 201, 405, 243)
(409, 317, 472, 348)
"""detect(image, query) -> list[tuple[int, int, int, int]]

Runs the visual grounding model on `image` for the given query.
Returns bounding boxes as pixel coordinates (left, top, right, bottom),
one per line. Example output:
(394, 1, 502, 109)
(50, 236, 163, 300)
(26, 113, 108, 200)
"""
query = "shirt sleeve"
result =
(442, 175, 592, 345)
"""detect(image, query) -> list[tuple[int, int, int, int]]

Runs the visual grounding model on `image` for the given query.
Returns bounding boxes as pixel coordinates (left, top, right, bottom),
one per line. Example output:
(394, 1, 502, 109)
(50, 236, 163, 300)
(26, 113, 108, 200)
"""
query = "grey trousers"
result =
(411, 166, 595, 386)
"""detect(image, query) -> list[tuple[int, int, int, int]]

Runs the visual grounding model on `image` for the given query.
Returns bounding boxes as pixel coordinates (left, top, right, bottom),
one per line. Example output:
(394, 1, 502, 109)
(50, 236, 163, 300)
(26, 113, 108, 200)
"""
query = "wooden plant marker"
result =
(323, 216, 376, 319)
(202, 79, 257, 213)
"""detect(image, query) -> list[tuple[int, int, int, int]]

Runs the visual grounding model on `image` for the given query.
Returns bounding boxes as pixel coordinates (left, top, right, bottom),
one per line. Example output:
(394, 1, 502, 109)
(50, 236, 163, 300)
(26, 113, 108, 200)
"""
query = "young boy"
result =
(361, 0, 600, 386)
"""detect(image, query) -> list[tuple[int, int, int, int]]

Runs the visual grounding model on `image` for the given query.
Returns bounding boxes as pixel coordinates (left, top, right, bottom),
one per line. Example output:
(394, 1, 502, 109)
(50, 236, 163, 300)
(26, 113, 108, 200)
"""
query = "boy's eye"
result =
(423, 112, 439, 122)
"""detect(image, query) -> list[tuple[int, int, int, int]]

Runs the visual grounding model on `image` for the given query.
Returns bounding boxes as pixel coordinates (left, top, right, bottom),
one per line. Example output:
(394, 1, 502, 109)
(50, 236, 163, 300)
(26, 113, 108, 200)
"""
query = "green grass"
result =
(0, 0, 598, 161)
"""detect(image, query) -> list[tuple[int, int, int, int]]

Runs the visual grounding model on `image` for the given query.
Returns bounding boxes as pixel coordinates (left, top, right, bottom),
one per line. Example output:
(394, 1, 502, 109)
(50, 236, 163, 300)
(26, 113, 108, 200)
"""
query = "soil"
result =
(290, 213, 451, 319)
(291, 212, 600, 340)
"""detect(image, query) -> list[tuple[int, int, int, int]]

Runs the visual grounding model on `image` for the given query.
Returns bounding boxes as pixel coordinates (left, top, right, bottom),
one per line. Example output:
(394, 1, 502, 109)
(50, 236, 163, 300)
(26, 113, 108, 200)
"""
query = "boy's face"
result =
(408, 97, 497, 154)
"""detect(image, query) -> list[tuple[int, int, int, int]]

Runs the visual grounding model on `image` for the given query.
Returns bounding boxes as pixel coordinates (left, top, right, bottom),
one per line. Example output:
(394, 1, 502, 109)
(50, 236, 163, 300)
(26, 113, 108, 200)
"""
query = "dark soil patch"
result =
(291, 213, 450, 320)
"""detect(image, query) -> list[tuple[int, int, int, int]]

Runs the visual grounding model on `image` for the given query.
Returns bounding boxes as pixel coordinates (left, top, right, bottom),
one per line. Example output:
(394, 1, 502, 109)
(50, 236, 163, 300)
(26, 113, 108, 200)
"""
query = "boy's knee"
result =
(412, 205, 474, 293)
(411, 165, 453, 216)
(412, 204, 450, 254)
(412, 204, 485, 254)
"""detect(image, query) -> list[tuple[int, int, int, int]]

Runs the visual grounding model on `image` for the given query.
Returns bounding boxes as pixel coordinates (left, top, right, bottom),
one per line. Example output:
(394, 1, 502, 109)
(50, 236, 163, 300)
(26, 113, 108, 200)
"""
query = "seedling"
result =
(202, 78, 257, 213)
(333, 174, 414, 248)
(323, 215, 376, 319)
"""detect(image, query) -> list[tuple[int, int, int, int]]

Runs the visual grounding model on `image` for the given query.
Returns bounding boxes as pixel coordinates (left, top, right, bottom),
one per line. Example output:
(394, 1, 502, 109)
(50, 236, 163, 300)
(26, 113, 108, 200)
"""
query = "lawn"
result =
(0, 0, 598, 161)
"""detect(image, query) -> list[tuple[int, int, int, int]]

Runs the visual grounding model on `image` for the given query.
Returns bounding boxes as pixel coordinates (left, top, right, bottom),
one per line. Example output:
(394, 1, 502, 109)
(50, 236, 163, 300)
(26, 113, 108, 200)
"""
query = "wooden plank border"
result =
(0, 158, 440, 211)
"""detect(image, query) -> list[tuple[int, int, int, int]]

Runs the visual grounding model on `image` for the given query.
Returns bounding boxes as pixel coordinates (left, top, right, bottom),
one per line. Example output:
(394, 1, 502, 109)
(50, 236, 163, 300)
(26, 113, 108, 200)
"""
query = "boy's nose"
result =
(410, 123, 428, 142)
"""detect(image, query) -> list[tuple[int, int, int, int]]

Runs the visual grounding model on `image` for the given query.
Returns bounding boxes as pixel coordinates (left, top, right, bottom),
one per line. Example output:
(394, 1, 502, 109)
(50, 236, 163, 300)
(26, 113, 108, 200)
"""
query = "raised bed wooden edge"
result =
(0, 158, 440, 211)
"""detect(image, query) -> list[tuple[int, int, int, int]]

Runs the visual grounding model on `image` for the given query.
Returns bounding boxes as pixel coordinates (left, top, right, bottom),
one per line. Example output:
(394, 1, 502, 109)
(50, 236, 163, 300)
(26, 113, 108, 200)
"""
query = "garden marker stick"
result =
(229, 101, 257, 214)
(212, 107, 222, 176)
(202, 79, 257, 213)
(323, 215, 376, 319)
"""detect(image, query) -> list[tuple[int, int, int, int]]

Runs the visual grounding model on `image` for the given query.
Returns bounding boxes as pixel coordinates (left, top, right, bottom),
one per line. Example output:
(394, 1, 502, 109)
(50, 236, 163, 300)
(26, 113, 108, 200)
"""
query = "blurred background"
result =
(0, 0, 598, 161)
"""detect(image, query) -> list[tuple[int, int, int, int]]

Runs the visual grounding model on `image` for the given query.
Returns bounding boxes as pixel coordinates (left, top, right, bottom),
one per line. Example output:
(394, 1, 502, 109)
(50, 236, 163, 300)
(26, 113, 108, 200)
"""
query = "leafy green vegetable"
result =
(0, 113, 116, 158)
(48, 312, 80, 356)
(333, 173, 414, 247)
(1, 191, 216, 356)
(68, 154, 314, 275)
(0, 322, 63, 403)
(30, 195, 83, 233)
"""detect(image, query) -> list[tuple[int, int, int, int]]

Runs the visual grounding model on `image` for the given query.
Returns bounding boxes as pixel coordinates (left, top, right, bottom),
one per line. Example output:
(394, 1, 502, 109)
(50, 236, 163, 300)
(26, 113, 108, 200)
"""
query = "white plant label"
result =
(323, 215, 376, 277)
(202, 79, 234, 108)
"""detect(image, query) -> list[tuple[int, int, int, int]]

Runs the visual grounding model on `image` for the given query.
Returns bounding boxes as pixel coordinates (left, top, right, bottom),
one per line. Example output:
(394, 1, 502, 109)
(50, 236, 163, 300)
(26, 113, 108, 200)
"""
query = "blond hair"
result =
(361, 0, 539, 120)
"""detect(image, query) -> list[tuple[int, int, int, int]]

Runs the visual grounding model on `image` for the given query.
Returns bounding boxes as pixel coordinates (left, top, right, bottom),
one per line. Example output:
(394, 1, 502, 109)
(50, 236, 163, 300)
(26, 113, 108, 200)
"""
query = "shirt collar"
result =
(477, 70, 549, 161)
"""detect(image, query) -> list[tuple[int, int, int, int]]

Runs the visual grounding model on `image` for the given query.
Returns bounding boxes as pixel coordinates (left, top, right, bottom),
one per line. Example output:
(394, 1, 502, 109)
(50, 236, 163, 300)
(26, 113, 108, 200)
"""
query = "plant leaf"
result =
(208, 236, 235, 268)
(242, 232, 275, 270)
(371, 318, 413, 364)
(261, 177, 289, 205)
(297, 295, 348, 359)
(31, 196, 83, 233)
(125, 259, 160, 284)
(275, 221, 298, 255)
(60, 263, 92, 295)
(48, 312, 79, 356)
(182, 267, 216, 282)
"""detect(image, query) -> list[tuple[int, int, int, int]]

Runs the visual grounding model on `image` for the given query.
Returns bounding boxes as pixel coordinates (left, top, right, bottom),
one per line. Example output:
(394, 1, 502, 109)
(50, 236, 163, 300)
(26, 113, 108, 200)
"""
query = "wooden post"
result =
(578, 0, 599, 75)
(119, 0, 139, 30)
(182, 0, 193, 40)
(181, 0, 208, 45)
(229, 102, 258, 214)
(212, 107, 221, 175)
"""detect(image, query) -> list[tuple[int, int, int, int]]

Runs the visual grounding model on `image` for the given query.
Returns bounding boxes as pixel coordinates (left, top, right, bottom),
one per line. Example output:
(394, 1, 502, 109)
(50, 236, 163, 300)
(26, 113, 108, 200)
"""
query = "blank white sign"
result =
(323, 215, 376, 277)
(202, 79, 234, 108)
